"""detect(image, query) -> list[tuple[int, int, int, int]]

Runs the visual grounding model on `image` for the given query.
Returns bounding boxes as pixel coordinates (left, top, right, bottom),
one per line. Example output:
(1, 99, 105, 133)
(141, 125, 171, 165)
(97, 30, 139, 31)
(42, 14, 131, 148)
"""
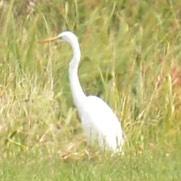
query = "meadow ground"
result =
(0, 0, 181, 180)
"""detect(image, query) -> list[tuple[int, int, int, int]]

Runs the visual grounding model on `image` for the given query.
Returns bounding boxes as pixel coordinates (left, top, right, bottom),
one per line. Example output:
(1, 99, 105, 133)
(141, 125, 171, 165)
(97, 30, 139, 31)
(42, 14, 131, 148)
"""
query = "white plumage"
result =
(79, 95, 124, 152)
(42, 31, 125, 152)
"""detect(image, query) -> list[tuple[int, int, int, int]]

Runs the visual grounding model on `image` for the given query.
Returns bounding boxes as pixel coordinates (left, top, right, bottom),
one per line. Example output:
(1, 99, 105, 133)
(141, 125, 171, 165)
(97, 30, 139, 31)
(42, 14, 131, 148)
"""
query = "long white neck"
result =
(68, 39, 86, 109)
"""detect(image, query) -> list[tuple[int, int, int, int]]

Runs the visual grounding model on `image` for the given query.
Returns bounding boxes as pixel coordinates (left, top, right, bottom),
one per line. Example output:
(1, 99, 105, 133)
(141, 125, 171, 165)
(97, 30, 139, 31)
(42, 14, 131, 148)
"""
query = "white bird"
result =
(41, 31, 125, 152)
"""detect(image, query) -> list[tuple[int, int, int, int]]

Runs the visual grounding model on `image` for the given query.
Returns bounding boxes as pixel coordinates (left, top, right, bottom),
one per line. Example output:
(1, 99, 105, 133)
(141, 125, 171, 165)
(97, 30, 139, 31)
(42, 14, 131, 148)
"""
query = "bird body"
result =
(77, 95, 124, 151)
(42, 31, 125, 152)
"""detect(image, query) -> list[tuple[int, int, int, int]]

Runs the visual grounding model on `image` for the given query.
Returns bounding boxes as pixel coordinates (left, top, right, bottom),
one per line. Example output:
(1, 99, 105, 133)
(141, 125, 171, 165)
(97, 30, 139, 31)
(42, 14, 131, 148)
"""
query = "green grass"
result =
(0, 0, 181, 180)
(1, 139, 181, 181)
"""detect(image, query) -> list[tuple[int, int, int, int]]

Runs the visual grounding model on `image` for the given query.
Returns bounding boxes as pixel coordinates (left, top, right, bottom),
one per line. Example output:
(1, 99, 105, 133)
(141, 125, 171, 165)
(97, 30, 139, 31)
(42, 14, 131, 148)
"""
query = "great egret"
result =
(41, 31, 125, 152)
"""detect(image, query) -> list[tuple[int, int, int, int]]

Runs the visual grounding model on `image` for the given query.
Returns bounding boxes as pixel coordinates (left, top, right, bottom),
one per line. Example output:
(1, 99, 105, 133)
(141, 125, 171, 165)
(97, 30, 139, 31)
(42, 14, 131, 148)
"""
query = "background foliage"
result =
(0, 0, 180, 180)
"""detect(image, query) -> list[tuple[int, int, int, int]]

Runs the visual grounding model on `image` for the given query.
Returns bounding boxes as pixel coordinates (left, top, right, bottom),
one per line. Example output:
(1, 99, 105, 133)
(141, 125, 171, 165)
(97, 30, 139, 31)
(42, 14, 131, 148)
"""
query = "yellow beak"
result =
(39, 35, 59, 44)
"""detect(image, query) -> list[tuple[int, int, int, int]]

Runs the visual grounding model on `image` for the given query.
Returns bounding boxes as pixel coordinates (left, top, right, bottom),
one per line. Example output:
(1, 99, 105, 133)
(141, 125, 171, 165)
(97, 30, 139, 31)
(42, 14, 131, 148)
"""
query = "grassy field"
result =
(0, 0, 181, 180)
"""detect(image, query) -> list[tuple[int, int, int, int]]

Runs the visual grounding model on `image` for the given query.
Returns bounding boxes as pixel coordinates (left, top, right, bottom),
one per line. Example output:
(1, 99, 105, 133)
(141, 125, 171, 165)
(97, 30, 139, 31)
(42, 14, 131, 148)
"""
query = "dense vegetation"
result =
(0, 0, 180, 180)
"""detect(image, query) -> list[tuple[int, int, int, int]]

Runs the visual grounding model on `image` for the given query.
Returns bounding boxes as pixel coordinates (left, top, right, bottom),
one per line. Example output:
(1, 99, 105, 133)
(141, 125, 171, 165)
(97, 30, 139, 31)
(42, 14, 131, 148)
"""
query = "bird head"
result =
(58, 31, 78, 44)
(40, 31, 81, 61)
(39, 31, 78, 45)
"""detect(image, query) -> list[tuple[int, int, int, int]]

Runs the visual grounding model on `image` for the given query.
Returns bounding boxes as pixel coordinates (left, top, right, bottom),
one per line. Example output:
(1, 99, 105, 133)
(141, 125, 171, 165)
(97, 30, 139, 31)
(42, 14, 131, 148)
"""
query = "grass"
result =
(0, 0, 181, 180)
(1, 139, 181, 180)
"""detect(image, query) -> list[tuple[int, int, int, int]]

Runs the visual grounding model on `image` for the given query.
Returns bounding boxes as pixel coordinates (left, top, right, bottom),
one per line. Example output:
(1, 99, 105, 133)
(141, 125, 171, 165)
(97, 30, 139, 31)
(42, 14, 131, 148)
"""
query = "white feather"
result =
(58, 31, 125, 152)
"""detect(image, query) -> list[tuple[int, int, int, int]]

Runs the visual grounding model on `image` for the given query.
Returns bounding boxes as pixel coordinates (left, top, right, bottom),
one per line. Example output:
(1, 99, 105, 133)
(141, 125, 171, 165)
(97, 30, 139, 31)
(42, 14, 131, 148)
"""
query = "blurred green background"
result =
(0, 0, 180, 180)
